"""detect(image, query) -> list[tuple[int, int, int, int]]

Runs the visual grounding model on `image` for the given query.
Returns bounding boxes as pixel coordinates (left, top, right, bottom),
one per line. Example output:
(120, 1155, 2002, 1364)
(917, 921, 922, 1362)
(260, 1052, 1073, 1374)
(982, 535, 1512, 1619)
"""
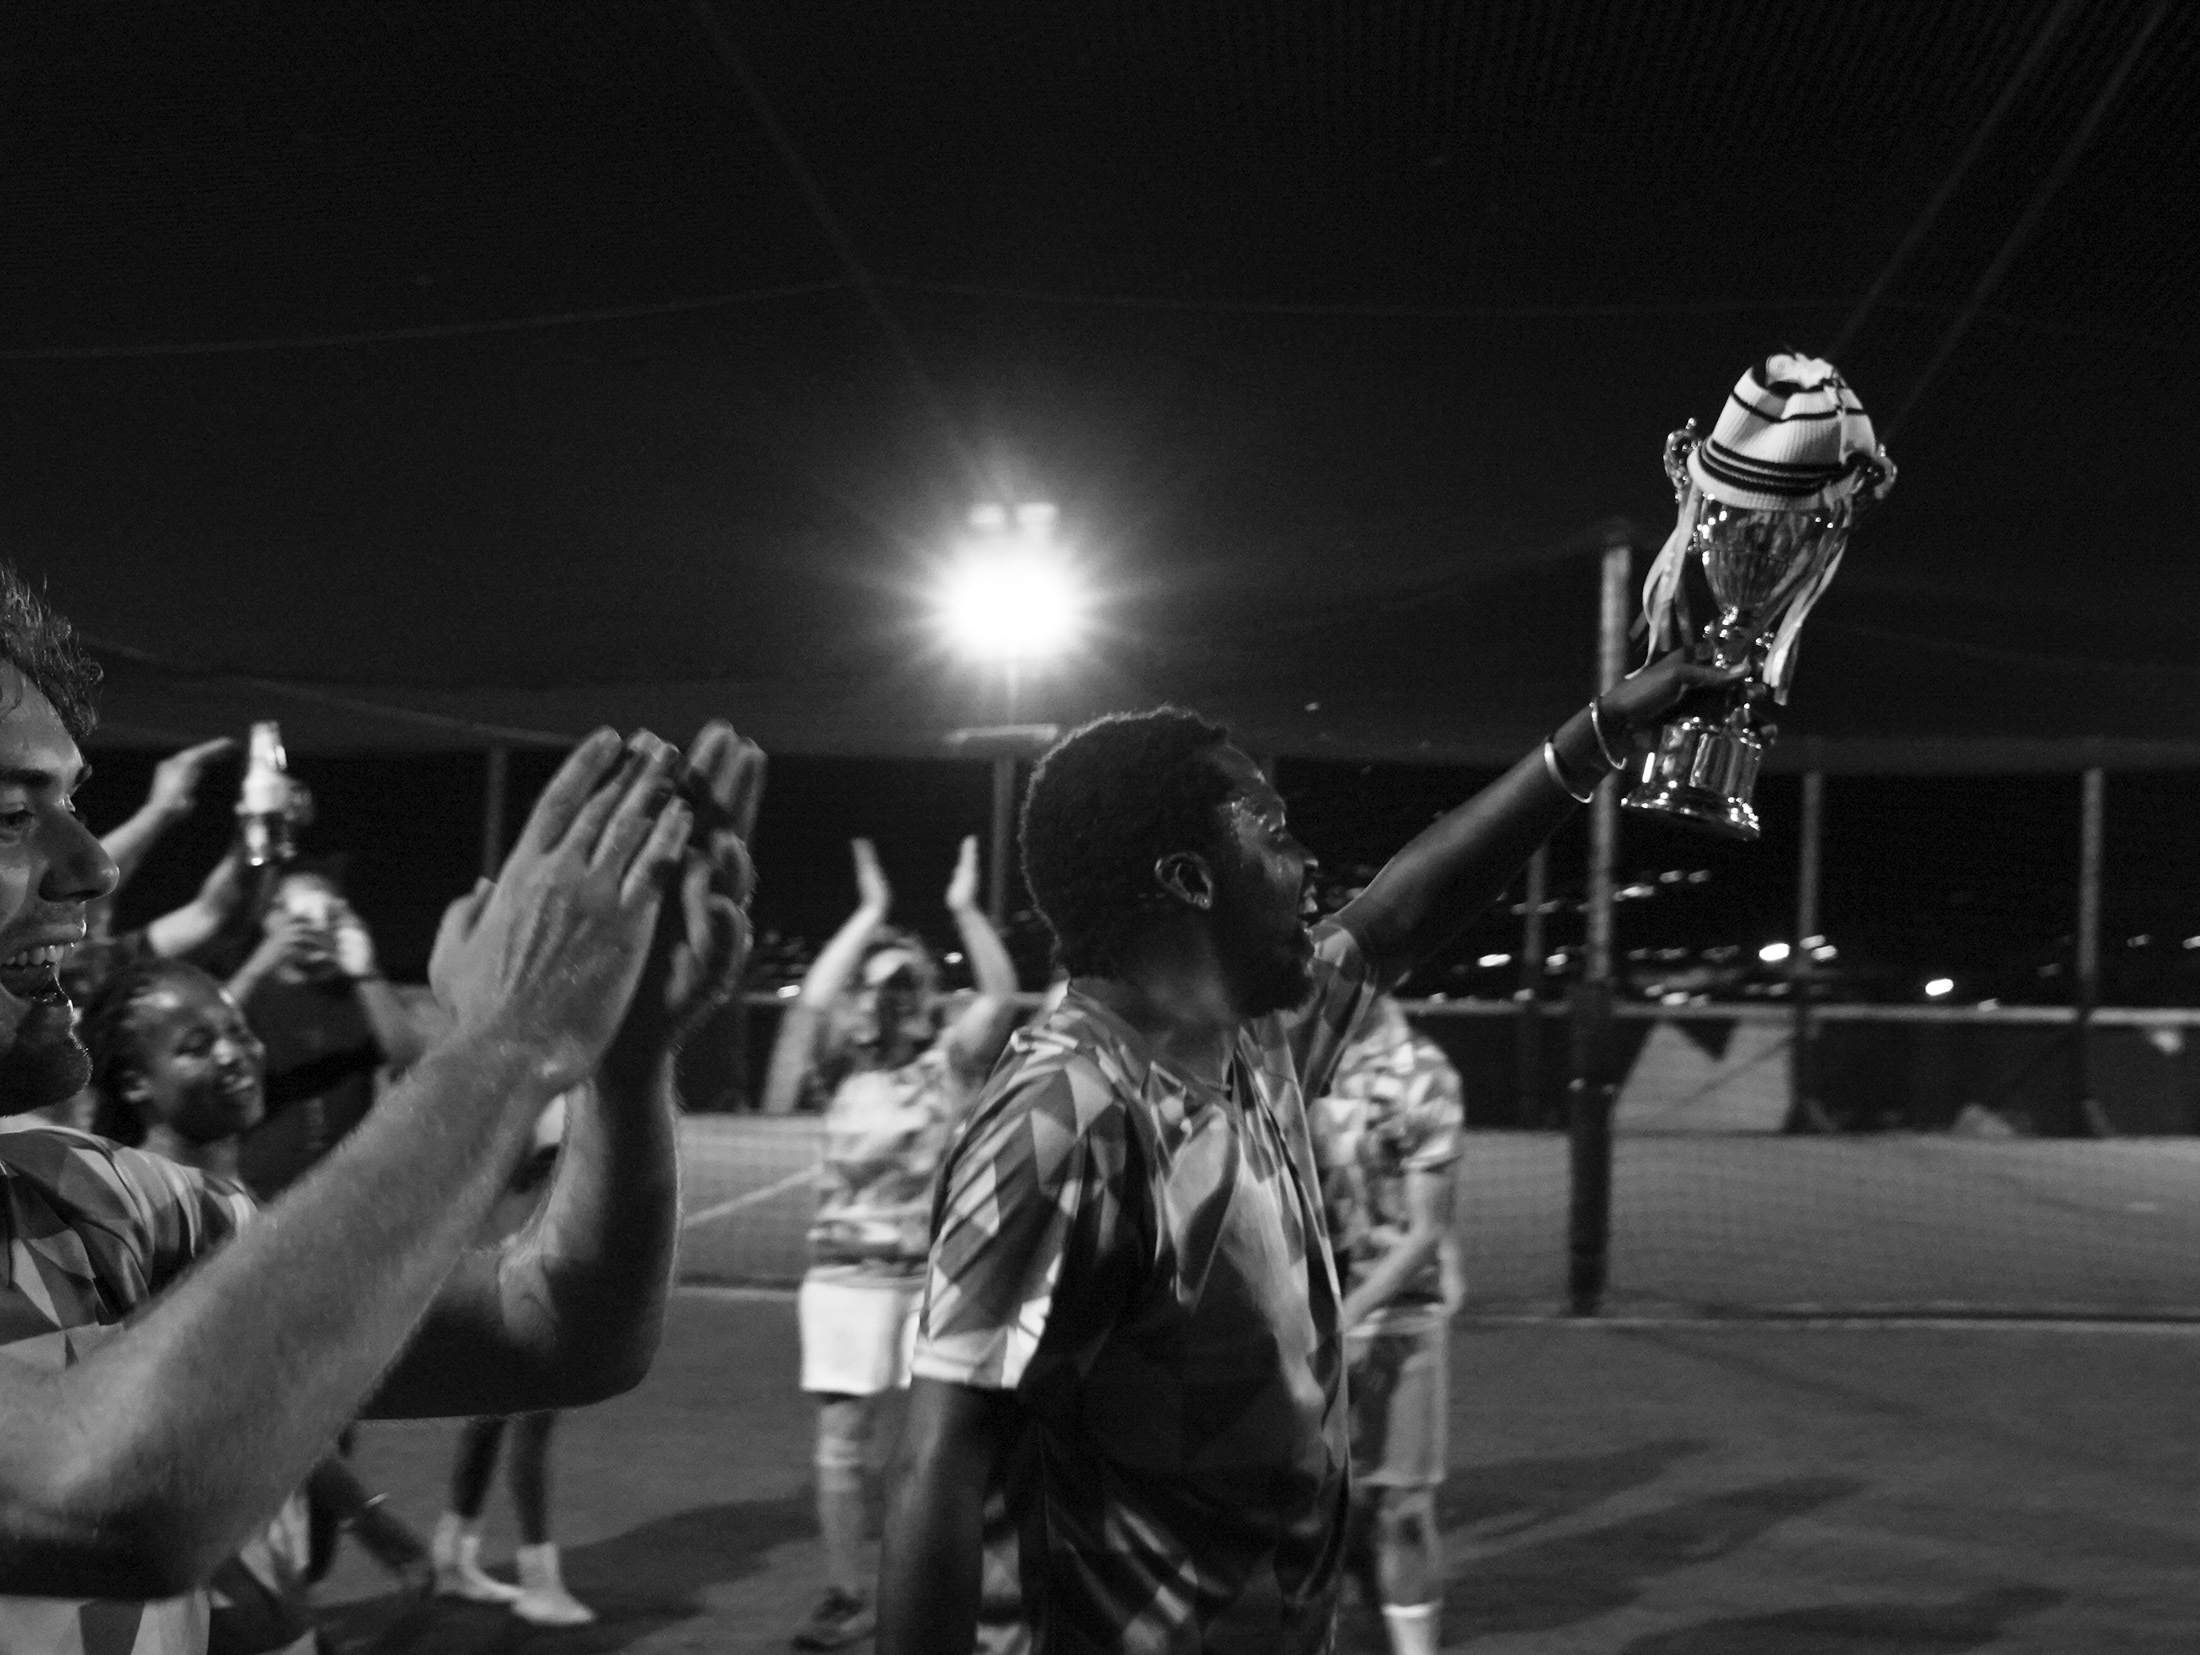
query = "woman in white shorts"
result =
(763, 837, 1019, 1650)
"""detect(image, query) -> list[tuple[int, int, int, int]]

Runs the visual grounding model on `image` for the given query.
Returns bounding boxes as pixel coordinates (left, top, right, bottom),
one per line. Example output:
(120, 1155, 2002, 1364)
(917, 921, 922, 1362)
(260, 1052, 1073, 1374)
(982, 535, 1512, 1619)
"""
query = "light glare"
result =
(938, 550, 1088, 663)
(1925, 977, 1954, 997)
(1758, 941, 1791, 964)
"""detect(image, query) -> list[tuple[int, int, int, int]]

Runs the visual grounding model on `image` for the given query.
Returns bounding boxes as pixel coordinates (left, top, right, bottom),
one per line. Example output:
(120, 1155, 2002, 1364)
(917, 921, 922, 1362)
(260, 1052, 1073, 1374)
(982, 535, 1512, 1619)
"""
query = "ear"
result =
(1152, 853, 1216, 913)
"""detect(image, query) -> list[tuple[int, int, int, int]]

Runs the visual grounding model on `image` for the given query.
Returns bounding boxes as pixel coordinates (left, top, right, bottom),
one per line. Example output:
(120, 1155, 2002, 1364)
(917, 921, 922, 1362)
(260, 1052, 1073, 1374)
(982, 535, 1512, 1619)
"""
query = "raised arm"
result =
(760, 837, 888, 1114)
(328, 899, 432, 1075)
(1338, 652, 1737, 984)
(365, 722, 762, 1417)
(143, 842, 250, 960)
(878, 1379, 1016, 1655)
(939, 835, 1019, 1083)
(0, 728, 691, 1599)
(97, 737, 235, 896)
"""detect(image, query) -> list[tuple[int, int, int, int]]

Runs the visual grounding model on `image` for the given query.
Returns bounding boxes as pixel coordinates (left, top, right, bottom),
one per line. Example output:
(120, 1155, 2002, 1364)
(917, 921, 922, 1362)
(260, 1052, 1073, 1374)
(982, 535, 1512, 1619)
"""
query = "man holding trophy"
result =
(1627, 353, 1897, 839)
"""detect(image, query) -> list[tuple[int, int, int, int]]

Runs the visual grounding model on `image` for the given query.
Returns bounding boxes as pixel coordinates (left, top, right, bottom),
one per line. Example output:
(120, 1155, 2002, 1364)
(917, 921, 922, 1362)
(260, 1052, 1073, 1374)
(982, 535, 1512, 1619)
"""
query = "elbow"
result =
(16, 1461, 229, 1601)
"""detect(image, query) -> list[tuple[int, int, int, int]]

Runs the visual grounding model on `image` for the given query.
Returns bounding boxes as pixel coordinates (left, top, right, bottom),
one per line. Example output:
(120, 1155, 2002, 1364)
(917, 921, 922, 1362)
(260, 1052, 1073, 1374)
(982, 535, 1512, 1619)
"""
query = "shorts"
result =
(1346, 1321, 1449, 1490)
(799, 1274, 923, 1397)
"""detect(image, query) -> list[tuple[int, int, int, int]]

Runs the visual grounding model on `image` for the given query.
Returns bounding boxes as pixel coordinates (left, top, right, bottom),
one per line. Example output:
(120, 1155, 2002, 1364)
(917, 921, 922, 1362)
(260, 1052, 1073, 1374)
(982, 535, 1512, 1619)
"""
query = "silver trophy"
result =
(1624, 360, 1895, 841)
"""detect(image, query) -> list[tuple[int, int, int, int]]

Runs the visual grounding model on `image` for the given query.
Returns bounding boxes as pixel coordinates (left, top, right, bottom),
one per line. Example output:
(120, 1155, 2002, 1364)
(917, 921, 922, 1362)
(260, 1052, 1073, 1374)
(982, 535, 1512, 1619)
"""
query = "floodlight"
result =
(1924, 977, 1954, 998)
(1758, 941, 1791, 964)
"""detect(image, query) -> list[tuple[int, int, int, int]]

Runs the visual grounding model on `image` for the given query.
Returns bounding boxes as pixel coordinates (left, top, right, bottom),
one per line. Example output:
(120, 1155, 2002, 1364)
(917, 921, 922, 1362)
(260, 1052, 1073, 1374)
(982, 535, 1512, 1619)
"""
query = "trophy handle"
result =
(1662, 420, 1699, 501)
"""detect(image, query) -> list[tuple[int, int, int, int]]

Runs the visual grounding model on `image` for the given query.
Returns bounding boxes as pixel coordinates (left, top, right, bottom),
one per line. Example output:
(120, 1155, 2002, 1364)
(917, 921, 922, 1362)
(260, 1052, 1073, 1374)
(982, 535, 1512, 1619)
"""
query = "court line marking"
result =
(1465, 1314, 2200, 1334)
(680, 1168, 815, 1230)
(668, 1291, 2200, 1331)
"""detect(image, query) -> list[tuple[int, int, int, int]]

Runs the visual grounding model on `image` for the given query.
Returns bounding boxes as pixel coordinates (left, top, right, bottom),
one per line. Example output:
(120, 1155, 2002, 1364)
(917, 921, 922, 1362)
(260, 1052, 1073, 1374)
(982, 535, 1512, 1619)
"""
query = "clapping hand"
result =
(852, 838, 891, 917)
(430, 730, 699, 1093)
(943, 835, 980, 915)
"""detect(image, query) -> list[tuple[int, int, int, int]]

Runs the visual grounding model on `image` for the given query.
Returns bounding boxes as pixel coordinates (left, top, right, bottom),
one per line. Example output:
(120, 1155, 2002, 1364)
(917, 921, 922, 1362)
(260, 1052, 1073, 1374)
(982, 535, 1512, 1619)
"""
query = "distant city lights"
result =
(1759, 941, 1791, 964)
(1477, 952, 1513, 969)
(1925, 977, 1955, 998)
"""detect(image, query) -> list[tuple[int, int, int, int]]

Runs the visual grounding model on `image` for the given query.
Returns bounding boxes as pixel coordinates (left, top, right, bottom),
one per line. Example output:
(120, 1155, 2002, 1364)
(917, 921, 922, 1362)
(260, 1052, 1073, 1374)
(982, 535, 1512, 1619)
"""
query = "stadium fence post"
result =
(1516, 845, 1549, 1126)
(1784, 763, 1830, 1132)
(481, 744, 509, 878)
(1565, 531, 1632, 1315)
(2073, 765, 2111, 1137)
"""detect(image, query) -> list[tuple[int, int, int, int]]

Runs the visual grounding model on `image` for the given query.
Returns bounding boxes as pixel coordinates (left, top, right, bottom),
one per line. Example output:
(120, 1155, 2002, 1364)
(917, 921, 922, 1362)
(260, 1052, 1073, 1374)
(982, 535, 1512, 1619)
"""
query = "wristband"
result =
(1541, 739, 1597, 805)
(1588, 697, 1630, 772)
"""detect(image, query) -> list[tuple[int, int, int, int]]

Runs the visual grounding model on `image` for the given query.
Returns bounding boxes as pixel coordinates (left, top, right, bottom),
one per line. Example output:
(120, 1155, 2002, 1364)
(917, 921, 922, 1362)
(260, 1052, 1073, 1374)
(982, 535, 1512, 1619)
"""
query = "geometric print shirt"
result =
(1308, 998, 1464, 1336)
(911, 923, 1380, 1655)
(0, 1118, 256, 1655)
(806, 1043, 974, 1284)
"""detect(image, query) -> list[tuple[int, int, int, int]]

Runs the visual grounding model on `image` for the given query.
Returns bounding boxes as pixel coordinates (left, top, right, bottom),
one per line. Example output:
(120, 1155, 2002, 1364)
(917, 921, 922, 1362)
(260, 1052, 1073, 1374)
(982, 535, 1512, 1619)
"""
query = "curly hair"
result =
(78, 956, 195, 1146)
(1020, 707, 1236, 978)
(0, 561, 101, 743)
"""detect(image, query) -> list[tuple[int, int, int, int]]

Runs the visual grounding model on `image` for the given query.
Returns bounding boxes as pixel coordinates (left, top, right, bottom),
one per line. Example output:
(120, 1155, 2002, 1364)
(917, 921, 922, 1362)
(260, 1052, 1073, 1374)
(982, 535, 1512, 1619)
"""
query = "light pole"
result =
(933, 501, 1089, 927)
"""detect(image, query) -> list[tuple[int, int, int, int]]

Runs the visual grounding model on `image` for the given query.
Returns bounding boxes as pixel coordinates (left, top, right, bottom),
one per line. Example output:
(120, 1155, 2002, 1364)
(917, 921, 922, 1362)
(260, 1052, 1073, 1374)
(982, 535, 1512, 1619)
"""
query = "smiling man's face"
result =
(0, 663, 119, 1110)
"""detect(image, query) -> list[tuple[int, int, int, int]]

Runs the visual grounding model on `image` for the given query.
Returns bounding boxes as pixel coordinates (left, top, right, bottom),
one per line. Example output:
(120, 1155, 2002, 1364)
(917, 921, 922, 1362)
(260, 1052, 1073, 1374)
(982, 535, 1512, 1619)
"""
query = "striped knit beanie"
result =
(1689, 353, 1878, 513)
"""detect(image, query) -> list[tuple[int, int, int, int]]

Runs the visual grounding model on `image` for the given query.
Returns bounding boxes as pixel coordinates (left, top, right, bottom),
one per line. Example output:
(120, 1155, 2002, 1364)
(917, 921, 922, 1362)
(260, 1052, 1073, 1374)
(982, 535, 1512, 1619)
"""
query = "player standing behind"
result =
(762, 837, 1019, 1650)
(1310, 995, 1466, 1655)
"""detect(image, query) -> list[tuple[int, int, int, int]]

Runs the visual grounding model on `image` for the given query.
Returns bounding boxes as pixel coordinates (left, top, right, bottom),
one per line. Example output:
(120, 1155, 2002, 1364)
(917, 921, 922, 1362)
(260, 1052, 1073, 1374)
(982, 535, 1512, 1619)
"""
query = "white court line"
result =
(680, 1167, 815, 1230)
(1465, 1314, 2200, 1334)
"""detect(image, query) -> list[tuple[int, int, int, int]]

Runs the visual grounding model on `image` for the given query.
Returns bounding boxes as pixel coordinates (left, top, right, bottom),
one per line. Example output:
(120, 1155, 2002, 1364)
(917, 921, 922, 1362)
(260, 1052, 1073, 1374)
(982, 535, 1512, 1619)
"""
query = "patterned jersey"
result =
(806, 1044, 976, 1282)
(1309, 1000, 1465, 1334)
(0, 1118, 257, 1655)
(912, 923, 1380, 1655)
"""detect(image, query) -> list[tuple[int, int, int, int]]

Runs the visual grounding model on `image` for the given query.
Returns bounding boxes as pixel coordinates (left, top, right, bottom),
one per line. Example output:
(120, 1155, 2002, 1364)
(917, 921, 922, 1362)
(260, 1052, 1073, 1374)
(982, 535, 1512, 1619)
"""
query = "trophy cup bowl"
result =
(1623, 496, 1851, 841)
(1622, 356, 1894, 842)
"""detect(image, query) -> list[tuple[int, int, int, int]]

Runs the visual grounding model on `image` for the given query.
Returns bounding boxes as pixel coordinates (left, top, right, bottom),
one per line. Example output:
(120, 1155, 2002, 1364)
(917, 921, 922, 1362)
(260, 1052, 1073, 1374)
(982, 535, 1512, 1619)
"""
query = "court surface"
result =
(318, 1288, 2200, 1653)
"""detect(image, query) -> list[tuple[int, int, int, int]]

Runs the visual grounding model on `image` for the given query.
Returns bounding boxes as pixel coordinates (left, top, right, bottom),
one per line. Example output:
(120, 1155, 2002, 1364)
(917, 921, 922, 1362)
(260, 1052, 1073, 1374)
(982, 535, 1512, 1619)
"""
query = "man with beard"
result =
(0, 563, 761, 1645)
(880, 666, 1729, 1655)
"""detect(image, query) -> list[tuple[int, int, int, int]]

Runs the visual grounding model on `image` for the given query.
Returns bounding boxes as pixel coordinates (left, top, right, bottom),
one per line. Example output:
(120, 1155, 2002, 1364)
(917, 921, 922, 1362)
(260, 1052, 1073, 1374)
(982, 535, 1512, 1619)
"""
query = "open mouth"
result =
(0, 946, 69, 1005)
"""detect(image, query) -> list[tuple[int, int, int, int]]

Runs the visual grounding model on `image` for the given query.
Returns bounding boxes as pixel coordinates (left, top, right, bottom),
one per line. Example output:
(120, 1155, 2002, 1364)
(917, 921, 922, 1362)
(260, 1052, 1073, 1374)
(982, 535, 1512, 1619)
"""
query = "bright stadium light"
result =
(934, 501, 1089, 665)
(1758, 941, 1791, 964)
(1925, 976, 1955, 998)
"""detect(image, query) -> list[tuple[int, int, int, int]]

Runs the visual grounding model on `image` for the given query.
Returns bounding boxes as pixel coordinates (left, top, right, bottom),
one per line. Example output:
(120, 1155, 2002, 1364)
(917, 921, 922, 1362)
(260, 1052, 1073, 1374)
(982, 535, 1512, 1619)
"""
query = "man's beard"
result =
(1215, 901, 1317, 1020)
(0, 997, 92, 1112)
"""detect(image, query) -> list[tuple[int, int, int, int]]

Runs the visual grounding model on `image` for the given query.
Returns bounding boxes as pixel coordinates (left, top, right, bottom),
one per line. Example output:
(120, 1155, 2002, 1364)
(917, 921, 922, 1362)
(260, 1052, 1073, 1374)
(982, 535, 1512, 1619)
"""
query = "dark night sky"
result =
(8, 1, 2199, 1004)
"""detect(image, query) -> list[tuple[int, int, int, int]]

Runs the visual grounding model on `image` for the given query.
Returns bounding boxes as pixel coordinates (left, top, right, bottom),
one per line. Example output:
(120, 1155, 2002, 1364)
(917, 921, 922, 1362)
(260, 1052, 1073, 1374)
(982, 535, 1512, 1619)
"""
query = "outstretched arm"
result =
(1338, 652, 1737, 984)
(0, 728, 691, 1599)
(144, 843, 250, 960)
(366, 723, 762, 1418)
(878, 1379, 1016, 1655)
(939, 836, 1019, 1084)
(760, 837, 888, 1114)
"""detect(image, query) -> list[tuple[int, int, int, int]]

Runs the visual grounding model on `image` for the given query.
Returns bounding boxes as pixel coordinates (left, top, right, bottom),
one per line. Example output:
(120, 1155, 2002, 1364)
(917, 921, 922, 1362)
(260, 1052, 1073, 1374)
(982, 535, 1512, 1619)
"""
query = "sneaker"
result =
(792, 1589, 875, 1649)
(434, 1554, 524, 1605)
(512, 1543, 596, 1627)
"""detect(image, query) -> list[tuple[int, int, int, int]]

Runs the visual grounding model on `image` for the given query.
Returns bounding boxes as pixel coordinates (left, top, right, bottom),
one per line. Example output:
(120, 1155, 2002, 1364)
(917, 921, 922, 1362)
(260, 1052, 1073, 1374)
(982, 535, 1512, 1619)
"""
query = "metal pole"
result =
(1786, 765, 1827, 1132)
(988, 754, 1016, 928)
(2075, 766, 2106, 1136)
(1568, 534, 1631, 1316)
(481, 745, 509, 879)
(1516, 846, 1549, 1126)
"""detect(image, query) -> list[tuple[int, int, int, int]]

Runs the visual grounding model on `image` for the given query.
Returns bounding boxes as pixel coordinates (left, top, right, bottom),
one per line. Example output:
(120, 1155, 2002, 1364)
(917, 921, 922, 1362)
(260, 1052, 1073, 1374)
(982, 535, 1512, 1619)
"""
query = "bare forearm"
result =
(1343, 708, 1605, 980)
(760, 1003, 821, 1115)
(97, 804, 176, 892)
(364, 1047, 681, 1415)
(353, 976, 429, 1074)
(0, 1032, 553, 1595)
(144, 897, 221, 959)
(1340, 1227, 1446, 1329)
(801, 902, 886, 1009)
(878, 1447, 990, 1655)
(950, 901, 1017, 999)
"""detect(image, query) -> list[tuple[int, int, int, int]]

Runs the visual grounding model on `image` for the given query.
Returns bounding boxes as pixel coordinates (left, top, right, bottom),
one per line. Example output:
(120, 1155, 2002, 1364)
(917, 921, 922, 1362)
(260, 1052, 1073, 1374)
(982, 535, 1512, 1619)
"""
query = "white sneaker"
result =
(430, 1516, 524, 1604)
(513, 1542, 596, 1627)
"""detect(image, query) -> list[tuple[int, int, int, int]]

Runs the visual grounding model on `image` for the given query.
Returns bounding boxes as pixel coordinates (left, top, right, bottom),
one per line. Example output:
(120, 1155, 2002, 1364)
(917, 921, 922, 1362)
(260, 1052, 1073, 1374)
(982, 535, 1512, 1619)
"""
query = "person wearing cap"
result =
(763, 836, 1020, 1651)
